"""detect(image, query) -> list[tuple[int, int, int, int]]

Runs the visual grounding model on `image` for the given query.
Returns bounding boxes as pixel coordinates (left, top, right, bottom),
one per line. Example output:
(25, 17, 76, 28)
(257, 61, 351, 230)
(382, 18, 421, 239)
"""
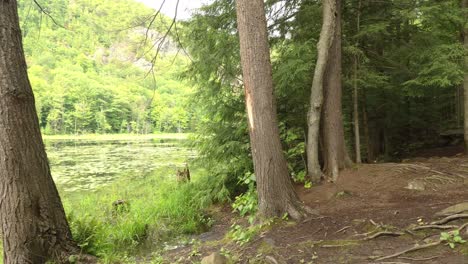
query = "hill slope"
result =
(19, 0, 194, 134)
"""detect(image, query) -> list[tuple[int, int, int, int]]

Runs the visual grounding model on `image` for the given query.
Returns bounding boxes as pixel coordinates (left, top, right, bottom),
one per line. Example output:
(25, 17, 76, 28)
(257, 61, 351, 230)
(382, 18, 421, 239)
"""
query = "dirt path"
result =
(164, 156, 468, 263)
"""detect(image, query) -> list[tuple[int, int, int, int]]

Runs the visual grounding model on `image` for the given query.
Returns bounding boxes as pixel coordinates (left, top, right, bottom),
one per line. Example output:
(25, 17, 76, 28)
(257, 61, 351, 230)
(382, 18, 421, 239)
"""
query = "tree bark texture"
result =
(321, 0, 352, 182)
(307, 0, 337, 183)
(362, 93, 374, 162)
(235, 0, 305, 219)
(0, 1, 85, 263)
(463, 0, 468, 154)
(352, 55, 361, 164)
(353, 0, 362, 164)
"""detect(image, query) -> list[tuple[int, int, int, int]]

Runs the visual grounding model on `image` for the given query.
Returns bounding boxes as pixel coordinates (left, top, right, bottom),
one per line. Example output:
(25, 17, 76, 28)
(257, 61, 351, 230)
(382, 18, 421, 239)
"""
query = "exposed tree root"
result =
(371, 221, 468, 261)
(362, 231, 405, 241)
(302, 216, 328, 223)
(320, 242, 356, 248)
(430, 214, 468, 225)
(398, 255, 441, 261)
(368, 262, 410, 264)
(411, 224, 459, 231)
(372, 241, 441, 261)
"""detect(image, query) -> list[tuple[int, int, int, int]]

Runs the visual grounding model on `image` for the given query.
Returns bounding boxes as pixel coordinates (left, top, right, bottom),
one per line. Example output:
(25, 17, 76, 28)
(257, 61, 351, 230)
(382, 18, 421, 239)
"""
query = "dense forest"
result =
(1, 0, 468, 263)
(186, 0, 468, 218)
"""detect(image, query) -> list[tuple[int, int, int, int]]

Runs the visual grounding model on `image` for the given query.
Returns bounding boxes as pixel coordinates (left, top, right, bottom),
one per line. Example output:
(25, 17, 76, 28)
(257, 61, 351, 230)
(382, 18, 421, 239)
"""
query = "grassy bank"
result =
(0, 170, 217, 264)
(62, 167, 224, 263)
(1, 133, 215, 263)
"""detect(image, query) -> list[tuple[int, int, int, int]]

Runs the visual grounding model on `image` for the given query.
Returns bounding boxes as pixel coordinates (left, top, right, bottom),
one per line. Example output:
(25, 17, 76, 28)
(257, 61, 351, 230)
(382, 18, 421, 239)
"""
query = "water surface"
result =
(44, 135, 194, 193)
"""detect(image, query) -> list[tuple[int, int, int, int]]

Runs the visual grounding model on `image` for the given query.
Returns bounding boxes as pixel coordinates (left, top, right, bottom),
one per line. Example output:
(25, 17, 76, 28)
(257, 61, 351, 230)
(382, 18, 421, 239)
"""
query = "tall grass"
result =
(0, 145, 225, 263)
(63, 167, 228, 262)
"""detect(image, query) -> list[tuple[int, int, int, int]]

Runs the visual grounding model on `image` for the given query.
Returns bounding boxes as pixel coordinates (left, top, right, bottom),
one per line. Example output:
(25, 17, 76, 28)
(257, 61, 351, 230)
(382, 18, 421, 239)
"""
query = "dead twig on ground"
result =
(335, 226, 351, 234)
(370, 219, 380, 227)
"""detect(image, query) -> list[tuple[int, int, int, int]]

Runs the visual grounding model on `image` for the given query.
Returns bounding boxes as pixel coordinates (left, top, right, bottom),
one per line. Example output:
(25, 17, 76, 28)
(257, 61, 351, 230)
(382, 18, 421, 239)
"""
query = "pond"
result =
(43, 134, 194, 193)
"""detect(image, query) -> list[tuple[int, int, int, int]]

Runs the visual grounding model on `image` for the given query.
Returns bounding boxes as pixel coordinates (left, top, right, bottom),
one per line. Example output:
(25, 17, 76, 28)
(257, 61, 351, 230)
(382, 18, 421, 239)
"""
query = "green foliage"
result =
(18, 0, 195, 135)
(440, 230, 467, 249)
(231, 172, 258, 223)
(181, 0, 253, 200)
(228, 224, 258, 246)
(184, 0, 468, 191)
(62, 167, 222, 262)
(228, 218, 275, 246)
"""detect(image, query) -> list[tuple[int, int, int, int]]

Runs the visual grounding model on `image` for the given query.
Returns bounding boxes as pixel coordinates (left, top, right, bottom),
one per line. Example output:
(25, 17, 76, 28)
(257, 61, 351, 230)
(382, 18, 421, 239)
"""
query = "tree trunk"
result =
(463, 0, 468, 154)
(0, 1, 92, 263)
(321, 0, 351, 182)
(353, 55, 361, 163)
(235, 0, 306, 220)
(362, 92, 374, 163)
(353, 0, 362, 164)
(307, 0, 337, 183)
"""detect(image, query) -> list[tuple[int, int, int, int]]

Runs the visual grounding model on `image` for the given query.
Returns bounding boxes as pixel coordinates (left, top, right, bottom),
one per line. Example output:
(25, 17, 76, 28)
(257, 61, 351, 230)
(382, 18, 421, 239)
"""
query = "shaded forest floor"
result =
(161, 149, 468, 264)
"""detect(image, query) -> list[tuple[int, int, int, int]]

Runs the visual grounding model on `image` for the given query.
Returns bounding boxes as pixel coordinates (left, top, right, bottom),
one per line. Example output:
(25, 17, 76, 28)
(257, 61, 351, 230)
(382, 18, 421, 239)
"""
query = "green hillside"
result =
(18, 0, 194, 134)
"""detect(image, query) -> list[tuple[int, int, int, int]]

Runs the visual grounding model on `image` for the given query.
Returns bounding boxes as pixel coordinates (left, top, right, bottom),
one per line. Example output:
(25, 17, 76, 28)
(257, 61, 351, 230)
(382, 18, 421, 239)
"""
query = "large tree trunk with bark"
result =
(235, 0, 306, 220)
(307, 0, 337, 183)
(321, 0, 351, 182)
(463, 0, 468, 154)
(0, 1, 92, 263)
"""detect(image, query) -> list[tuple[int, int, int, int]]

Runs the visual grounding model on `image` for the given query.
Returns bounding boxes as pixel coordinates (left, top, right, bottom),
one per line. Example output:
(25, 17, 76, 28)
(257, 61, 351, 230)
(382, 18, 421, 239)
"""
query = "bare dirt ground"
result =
(164, 152, 468, 264)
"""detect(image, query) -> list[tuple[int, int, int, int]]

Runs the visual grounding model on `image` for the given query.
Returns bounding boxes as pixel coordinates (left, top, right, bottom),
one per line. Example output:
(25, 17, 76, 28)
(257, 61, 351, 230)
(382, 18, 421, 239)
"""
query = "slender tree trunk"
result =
(0, 1, 93, 263)
(236, 0, 306, 220)
(362, 99, 373, 162)
(353, 55, 361, 163)
(307, 0, 337, 183)
(353, 0, 362, 164)
(321, 0, 351, 182)
(463, 0, 468, 154)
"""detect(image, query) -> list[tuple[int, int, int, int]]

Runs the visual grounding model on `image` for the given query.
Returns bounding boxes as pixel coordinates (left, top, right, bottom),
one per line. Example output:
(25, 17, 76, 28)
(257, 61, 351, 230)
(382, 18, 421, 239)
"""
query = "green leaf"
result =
(440, 232, 450, 240)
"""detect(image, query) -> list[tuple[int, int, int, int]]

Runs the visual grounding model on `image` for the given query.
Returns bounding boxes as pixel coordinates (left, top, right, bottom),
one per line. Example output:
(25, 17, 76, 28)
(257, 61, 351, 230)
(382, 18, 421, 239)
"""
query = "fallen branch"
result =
(335, 226, 351, 234)
(370, 219, 380, 227)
